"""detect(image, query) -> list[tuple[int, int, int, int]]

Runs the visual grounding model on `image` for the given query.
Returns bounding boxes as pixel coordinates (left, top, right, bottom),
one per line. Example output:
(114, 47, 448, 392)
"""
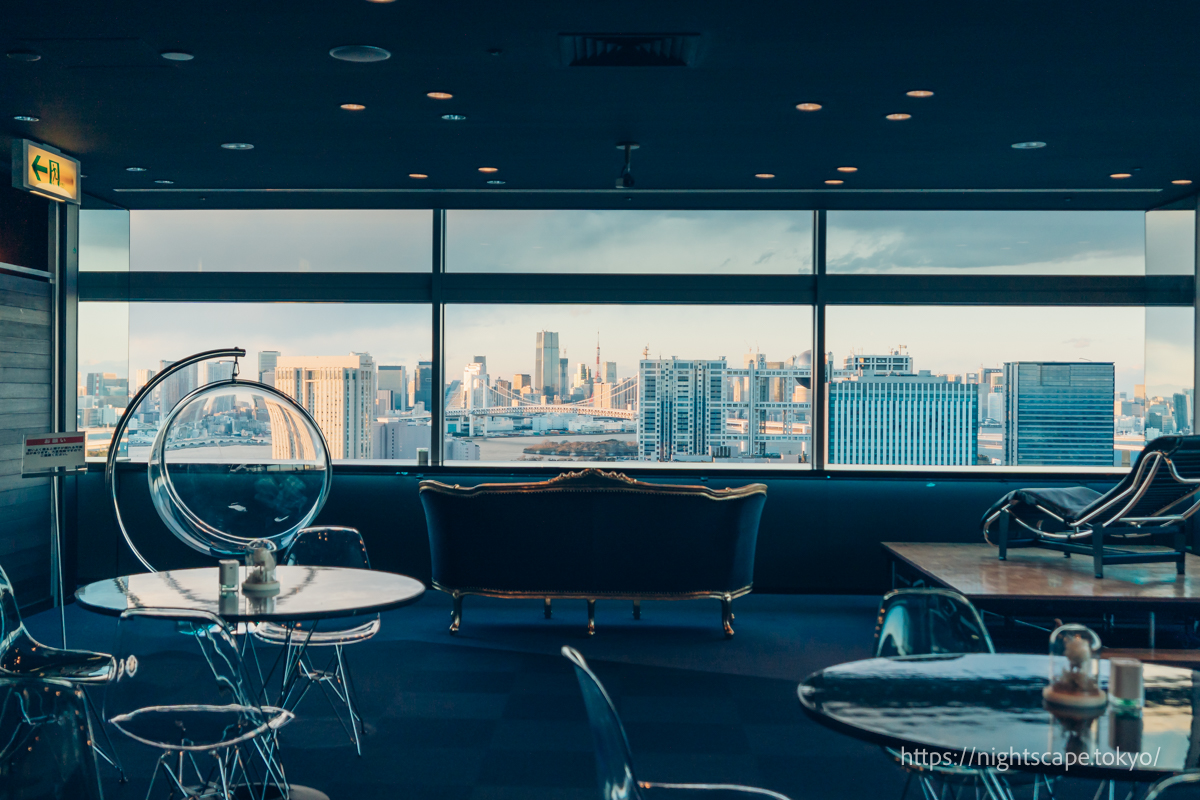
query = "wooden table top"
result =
(884, 542, 1200, 603)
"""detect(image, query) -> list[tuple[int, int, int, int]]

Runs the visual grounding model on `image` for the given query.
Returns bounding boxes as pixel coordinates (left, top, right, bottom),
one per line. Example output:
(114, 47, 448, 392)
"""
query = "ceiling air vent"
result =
(559, 34, 700, 67)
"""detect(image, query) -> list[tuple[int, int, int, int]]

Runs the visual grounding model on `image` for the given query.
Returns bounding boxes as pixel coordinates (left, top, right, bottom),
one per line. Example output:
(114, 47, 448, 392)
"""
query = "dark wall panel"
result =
(0, 271, 52, 607)
(0, 186, 48, 271)
(78, 468, 1117, 596)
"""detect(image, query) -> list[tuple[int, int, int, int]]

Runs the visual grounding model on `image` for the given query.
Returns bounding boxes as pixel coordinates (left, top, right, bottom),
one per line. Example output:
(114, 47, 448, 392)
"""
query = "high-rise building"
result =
(513, 374, 531, 392)
(534, 331, 560, 396)
(257, 350, 280, 382)
(1172, 392, 1191, 434)
(844, 349, 914, 375)
(639, 359, 726, 461)
(559, 357, 570, 399)
(132, 368, 156, 397)
(378, 365, 407, 411)
(158, 360, 198, 416)
(987, 393, 1004, 423)
(274, 353, 377, 459)
(412, 361, 433, 411)
(197, 360, 234, 385)
(86, 372, 117, 397)
(603, 361, 617, 385)
(638, 357, 810, 461)
(829, 373, 978, 466)
(1003, 362, 1114, 466)
(372, 419, 432, 459)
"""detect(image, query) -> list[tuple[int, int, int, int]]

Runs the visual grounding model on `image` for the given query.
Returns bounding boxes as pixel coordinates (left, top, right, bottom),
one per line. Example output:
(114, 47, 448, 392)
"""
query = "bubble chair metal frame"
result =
(106, 348, 333, 572)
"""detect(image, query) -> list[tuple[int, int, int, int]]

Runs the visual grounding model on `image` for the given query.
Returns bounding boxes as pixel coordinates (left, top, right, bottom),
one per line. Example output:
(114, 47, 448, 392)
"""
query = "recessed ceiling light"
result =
(478, 167, 499, 173)
(836, 167, 858, 173)
(340, 103, 366, 111)
(1110, 173, 1132, 179)
(329, 45, 391, 63)
(12, 115, 39, 122)
(7, 51, 40, 62)
(795, 103, 822, 112)
(441, 114, 467, 121)
(906, 90, 934, 98)
(160, 51, 193, 61)
(221, 143, 254, 150)
(487, 180, 506, 185)
(154, 180, 174, 184)
(825, 179, 844, 185)
(885, 113, 911, 121)
(426, 91, 453, 100)
(366, 0, 396, 3)
(409, 173, 428, 179)
(754, 173, 775, 179)
(126, 167, 147, 172)
(1172, 179, 1192, 185)
(1011, 141, 1046, 149)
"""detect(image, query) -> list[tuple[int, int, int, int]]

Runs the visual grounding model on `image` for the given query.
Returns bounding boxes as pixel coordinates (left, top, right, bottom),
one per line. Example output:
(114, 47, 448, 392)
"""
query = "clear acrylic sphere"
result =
(147, 380, 331, 560)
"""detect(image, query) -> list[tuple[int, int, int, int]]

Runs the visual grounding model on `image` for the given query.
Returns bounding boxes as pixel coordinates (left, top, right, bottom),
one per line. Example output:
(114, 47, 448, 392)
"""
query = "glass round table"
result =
(75, 565, 425, 623)
(798, 653, 1199, 783)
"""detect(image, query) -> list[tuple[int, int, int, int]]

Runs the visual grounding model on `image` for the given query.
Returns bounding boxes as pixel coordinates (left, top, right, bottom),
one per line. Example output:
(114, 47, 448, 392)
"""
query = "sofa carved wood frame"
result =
(419, 469, 767, 637)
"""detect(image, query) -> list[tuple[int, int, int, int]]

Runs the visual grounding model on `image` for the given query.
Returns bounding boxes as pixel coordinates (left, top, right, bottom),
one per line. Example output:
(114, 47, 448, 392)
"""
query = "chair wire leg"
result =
(82, 687, 127, 782)
(336, 644, 365, 755)
(899, 770, 912, 800)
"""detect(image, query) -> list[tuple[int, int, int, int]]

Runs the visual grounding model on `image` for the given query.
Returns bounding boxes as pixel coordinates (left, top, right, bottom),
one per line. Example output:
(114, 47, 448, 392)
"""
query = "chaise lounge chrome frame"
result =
(982, 436, 1200, 578)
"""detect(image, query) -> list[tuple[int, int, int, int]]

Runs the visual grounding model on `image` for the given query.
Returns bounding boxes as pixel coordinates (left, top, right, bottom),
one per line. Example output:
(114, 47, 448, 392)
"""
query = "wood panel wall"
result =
(0, 187, 53, 608)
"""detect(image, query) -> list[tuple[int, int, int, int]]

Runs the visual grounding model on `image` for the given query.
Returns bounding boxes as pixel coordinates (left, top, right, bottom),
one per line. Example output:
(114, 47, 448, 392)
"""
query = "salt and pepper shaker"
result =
(1109, 658, 1145, 714)
(219, 559, 239, 593)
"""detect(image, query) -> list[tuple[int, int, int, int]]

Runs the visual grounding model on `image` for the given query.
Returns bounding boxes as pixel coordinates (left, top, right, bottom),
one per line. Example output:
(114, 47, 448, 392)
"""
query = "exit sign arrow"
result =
(31, 154, 47, 180)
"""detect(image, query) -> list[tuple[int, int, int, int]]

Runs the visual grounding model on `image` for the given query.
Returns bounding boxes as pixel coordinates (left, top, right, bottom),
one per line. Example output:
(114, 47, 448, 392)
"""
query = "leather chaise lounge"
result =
(418, 469, 767, 636)
(981, 435, 1200, 578)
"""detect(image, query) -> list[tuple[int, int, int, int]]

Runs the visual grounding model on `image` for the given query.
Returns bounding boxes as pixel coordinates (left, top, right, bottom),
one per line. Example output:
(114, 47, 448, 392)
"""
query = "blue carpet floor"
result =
(24, 592, 1133, 800)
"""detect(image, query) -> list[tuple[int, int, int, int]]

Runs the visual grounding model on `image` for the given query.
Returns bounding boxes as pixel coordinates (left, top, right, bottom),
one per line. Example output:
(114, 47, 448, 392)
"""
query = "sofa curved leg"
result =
(721, 594, 734, 638)
(632, 599, 641, 620)
(544, 598, 552, 619)
(450, 592, 462, 635)
(587, 599, 596, 636)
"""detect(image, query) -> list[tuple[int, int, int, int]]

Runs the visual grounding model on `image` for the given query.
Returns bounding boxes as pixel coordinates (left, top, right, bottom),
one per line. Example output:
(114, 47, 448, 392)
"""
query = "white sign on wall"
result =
(22, 433, 86, 474)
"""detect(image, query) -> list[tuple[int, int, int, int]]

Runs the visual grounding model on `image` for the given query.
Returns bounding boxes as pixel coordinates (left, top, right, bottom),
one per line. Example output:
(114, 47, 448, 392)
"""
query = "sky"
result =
(76, 208, 1196, 400)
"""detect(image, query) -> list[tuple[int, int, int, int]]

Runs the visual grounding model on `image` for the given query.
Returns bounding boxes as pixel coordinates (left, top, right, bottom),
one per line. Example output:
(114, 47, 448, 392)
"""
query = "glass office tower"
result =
(1003, 362, 1115, 466)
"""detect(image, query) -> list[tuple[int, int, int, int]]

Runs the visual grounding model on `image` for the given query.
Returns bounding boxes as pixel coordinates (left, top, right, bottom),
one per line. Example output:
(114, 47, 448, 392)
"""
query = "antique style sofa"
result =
(418, 469, 768, 636)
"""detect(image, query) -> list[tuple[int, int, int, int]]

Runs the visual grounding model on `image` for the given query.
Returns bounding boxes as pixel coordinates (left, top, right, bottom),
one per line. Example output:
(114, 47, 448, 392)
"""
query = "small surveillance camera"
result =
(616, 170, 634, 189)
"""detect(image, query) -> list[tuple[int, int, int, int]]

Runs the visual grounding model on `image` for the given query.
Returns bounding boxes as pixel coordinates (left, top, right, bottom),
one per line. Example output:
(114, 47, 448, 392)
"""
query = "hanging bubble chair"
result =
(106, 348, 332, 570)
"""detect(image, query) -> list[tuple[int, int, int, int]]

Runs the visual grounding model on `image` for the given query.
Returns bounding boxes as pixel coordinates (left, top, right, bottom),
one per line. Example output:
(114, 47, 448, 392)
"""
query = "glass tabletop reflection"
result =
(75, 565, 425, 622)
(798, 653, 1200, 780)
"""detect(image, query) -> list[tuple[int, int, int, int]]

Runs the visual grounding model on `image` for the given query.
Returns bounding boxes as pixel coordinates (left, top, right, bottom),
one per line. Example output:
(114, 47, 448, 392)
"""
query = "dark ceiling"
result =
(3, 1, 1199, 211)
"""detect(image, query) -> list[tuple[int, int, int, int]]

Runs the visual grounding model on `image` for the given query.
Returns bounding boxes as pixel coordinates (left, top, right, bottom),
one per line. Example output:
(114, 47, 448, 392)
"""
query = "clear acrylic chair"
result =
(249, 526, 379, 755)
(0, 561, 126, 781)
(874, 588, 995, 658)
(874, 589, 1052, 800)
(0, 676, 104, 800)
(1146, 772, 1200, 799)
(105, 608, 293, 800)
(562, 646, 793, 800)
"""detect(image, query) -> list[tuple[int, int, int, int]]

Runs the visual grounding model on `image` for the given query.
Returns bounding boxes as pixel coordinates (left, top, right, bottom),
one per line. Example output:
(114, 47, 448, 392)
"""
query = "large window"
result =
(443, 305, 812, 466)
(827, 211, 1145, 274)
(78, 207, 1194, 473)
(824, 306, 1149, 470)
(78, 302, 431, 462)
(447, 210, 813, 273)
